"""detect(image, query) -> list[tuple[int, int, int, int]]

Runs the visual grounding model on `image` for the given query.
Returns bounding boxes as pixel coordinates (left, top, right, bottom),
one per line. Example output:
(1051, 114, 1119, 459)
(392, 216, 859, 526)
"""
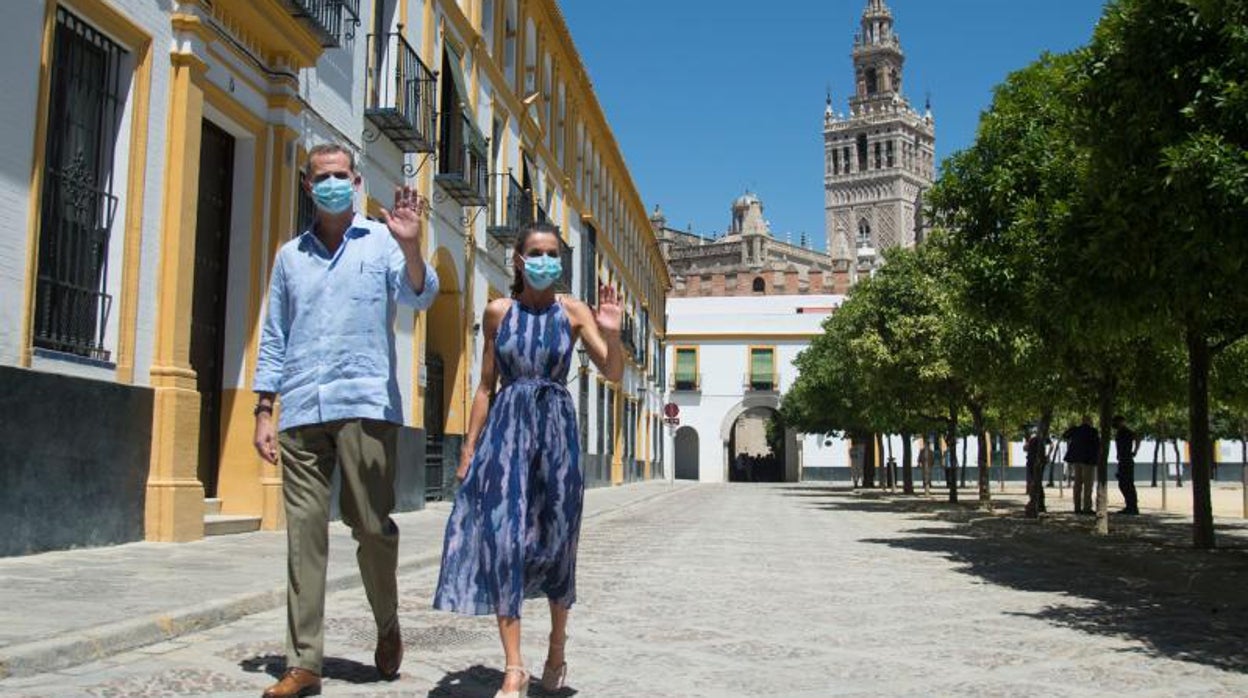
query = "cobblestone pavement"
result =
(3, 483, 1248, 697)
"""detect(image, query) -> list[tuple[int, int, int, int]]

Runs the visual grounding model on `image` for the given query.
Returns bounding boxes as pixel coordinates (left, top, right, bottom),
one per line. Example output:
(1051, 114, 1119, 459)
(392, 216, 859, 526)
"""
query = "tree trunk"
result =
(1095, 384, 1114, 536)
(863, 434, 876, 489)
(1026, 407, 1053, 518)
(946, 407, 960, 504)
(885, 434, 896, 491)
(1173, 440, 1184, 487)
(971, 405, 991, 510)
(877, 433, 891, 490)
(960, 438, 968, 487)
(1240, 434, 1246, 519)
(1151, 441, 1160, 487)
(902, 432, 914, 495)
(1186, 329, 1215, 549)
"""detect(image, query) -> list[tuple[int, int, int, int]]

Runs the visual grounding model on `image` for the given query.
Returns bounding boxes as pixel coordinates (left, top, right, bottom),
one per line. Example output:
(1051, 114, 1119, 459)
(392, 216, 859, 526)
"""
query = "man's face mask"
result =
(310, 175, 355, 214)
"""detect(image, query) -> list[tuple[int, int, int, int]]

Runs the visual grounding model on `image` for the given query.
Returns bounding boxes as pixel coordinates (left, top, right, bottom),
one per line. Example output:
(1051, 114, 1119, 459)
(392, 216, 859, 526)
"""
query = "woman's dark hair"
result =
(510, 220, 562, 297)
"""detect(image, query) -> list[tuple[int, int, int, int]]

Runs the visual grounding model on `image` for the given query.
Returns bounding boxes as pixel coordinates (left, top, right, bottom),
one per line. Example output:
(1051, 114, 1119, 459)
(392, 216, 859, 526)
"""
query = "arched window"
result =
(857, 133, 869, 171)
(865, 68, 878, 95)
(857, 219, 872, 248)
(752, 277, 766, 293)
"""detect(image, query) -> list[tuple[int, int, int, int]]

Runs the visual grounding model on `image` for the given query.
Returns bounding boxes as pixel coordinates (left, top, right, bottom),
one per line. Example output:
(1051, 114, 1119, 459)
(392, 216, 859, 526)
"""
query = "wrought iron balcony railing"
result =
(744, 373, 780, 392)
(672, 373, 702, 392)
(486, 173, 534, 246)
(365, 31, 436, 153)
(484, 172, 572, 292)
(281, 0, 360, 48)
(435, 113, 489, 206)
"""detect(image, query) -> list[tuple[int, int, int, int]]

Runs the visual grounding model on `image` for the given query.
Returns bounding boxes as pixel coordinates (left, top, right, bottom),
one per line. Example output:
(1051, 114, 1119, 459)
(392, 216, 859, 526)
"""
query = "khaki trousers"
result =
(1072, 462, 1096, 513)
(279, 419, 400, 673)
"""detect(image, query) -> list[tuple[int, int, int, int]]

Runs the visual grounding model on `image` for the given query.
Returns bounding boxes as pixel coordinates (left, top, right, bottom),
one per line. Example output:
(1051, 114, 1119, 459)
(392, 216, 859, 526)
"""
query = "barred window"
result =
(34, 9, 127, 361)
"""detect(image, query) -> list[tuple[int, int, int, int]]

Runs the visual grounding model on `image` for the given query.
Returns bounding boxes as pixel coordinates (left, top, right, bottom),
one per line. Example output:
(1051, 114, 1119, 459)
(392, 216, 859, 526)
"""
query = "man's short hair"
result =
(305, 142, 357, 173)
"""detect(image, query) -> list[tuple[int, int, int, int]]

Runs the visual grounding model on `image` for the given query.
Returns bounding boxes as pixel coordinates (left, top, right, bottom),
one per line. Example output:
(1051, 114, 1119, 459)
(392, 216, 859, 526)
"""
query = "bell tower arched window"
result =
(752, 277, 766, 294)
(857, 219, 872, 248)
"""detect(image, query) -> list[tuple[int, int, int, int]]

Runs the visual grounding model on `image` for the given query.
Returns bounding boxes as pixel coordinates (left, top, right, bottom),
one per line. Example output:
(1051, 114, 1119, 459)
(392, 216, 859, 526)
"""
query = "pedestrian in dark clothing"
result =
(1113, 416, 1140, 515)
(1062, 416, 1100, 515)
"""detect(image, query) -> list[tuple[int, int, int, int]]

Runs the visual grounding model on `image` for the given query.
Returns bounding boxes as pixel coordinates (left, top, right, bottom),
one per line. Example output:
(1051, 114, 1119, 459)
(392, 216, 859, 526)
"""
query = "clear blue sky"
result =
(560, 0, 1108, 250)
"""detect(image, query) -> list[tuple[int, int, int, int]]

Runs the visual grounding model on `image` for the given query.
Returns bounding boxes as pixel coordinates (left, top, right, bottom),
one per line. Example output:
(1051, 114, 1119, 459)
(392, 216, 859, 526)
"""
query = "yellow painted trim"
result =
(266, 93, 302, 116)
(115, 31, 155, 384)
(672, 345, 700, 390)
(610, 383, 623, 484)
(146, 47, 211, 543)
(202, 78, 266, 134)
(211, 0, 324, 69)
(366, 195, 385, 219)
(170, 12, 213, 42)
(747, 345, 778, 389)
(19, 3, 60, 368)
(23, 0, 156, 373)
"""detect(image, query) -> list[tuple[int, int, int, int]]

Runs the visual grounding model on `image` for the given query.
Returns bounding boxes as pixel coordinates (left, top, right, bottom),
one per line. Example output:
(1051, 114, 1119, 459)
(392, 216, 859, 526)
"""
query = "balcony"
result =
(435, 113, 489, 206)
(745, 373, 780, 393)
(486, 173, 572, 293)
(281, 0, 360, 48)
(365, 31, 436, 153)
(486, 173, 534, 246)
(672, 373, 701, 393)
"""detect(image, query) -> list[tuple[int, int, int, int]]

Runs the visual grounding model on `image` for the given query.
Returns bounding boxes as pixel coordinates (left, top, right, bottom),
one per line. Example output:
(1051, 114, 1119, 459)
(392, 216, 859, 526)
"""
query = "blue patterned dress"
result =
(433, 299, 584, 618)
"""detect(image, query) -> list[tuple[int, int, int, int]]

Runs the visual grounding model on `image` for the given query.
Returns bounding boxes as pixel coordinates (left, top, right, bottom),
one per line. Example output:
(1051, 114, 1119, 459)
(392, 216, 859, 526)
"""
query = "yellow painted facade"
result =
(10, 0, 668, 552)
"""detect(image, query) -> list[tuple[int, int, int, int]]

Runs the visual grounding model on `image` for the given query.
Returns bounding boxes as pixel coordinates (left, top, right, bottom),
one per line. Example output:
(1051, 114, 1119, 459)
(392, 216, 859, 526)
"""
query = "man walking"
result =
(1113, 415, 1141, 515)
(252, 143, 439, 698)
(1063, 416, 1100, 516)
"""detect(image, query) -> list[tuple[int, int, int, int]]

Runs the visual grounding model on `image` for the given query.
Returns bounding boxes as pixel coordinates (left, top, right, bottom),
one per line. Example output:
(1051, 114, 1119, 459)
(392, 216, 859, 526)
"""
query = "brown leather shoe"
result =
(375, 621, 403, 680)
(261, 668, 321, 698)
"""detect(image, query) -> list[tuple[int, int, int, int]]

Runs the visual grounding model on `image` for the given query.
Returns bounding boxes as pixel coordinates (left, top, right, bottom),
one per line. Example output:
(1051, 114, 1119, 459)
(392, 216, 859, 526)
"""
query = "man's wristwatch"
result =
(254, 403, 274, 417)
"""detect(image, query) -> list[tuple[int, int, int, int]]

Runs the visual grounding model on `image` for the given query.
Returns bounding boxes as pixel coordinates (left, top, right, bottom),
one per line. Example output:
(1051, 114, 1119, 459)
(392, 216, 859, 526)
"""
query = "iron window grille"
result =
(34, 8, 126, 361)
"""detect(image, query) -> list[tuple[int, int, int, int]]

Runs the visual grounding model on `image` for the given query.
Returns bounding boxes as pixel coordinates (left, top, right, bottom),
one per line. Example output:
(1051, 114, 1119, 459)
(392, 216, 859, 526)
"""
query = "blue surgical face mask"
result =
(310, 176, 355, 214)
(522, 255, 562, 291)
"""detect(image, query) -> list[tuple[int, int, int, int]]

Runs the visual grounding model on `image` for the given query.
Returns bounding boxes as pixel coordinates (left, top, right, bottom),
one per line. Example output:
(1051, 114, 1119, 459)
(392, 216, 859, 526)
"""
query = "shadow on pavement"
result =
(810, 490, 1248, 673)
(240, 653, 395, 684)
(427, 665, 579, 697)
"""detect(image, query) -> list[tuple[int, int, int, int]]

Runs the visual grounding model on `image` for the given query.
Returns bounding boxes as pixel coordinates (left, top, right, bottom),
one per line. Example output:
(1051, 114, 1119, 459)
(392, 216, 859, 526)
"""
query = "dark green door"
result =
(190, 120, 235, 498)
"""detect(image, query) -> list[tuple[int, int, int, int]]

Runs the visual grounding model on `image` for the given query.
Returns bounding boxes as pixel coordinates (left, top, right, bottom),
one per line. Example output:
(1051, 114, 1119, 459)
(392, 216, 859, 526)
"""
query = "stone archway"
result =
(720, 395, 801, 483)
(674, 427, 700, 481)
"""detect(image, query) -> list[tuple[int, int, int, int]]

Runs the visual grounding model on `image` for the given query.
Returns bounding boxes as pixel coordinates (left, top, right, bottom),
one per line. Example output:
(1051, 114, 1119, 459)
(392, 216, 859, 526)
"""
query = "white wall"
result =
(664, 294, 849, 482)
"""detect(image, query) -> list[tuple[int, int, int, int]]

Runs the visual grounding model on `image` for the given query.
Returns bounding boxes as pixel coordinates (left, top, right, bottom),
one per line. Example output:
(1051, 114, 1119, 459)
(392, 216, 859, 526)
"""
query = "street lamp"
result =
(577, 346, 589, 371)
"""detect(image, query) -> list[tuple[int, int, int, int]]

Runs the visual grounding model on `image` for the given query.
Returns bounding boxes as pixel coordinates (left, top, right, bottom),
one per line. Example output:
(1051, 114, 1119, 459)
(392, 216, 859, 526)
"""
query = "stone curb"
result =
(0, 482, 684, 680)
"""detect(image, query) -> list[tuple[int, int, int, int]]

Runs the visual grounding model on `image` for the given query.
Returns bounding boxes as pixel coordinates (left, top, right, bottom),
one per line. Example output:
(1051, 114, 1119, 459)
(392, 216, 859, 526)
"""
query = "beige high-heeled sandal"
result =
(495, 665, 530, 698)
(541, 635, 568, 692)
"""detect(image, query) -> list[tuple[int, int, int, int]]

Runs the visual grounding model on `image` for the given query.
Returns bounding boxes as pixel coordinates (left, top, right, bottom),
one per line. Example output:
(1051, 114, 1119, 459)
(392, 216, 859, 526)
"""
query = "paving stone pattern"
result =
(3, 484, 1248, 697)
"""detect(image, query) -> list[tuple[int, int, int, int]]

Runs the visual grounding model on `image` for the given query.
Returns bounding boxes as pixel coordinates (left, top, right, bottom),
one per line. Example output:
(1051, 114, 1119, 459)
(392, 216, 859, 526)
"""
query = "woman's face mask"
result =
(520, 253, 563, 291)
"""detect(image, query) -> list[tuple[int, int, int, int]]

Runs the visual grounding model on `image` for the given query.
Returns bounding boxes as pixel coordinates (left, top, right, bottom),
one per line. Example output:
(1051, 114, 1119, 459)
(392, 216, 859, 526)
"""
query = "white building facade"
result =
(663, 294, 853, 484)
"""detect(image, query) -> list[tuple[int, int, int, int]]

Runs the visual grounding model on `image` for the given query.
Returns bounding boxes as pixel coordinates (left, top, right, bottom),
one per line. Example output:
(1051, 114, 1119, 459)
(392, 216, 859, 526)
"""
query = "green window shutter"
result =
(751, 349, 775, 386)
(675, 349, 697, 386)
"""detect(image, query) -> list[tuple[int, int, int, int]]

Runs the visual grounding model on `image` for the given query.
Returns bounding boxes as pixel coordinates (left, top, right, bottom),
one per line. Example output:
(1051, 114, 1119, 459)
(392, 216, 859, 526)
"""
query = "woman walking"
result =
(433, 221, 623, 697)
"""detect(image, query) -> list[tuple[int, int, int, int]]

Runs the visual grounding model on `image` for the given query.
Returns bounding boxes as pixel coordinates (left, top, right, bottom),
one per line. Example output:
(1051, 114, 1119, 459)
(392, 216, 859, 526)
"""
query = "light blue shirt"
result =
(254, 214, 439, 431)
